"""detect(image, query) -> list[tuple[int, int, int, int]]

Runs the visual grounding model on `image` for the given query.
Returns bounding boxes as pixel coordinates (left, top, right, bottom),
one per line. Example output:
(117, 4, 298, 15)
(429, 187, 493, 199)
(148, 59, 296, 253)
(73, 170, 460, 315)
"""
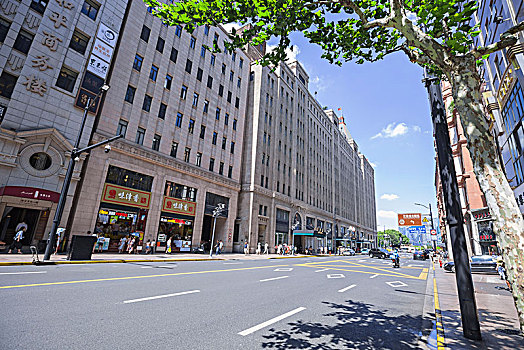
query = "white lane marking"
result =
(408, 264, 423, 267)
(274, 268, 293, 271)
(338, 284, 357, 293)
(158, 265, 175, 268)
(370, 274, 379, 279)
(224, 262, 243, 265)
(315, 268, 329, 272)
(140, 266, 153, 269)
(358, 259, 366, 262)
(386, 281, 408, 288)
(327, 274, 345, 279)
(238, 307, 306, 336)
(260, 276, 289, 282)
(123, 290, 200, 304)
(0, 271, 47, 275)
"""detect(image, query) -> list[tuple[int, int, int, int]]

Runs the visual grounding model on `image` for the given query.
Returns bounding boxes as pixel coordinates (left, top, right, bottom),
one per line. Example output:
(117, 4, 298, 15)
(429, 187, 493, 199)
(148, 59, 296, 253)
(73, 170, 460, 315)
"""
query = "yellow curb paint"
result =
(0, 264, 288, 290)
(432, 262, 446, 350)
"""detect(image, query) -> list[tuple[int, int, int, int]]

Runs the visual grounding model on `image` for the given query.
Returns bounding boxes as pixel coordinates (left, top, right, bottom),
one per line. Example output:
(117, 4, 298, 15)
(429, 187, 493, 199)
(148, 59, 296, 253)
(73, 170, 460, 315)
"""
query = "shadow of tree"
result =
(261, 300, 425, 349)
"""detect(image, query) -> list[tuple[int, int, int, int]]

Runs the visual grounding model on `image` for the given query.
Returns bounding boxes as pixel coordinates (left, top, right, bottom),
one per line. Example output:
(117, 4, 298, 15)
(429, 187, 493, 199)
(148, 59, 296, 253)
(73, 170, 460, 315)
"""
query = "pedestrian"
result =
(166, 237, 172, 254)
(256, 242, 261, 255)
(8, 226, 26, 254)
(215, 241, 220, 256)
(96, 234, 105, 253)
(118, 236, 127, 254)
(264, 242, 269, 254)
(54, 228, 65, 255)
(151, 239, 156, 254)
(128, 237, 135, 254)
(145, 240, 151, 254)
(243, 241, 249, 255)
(15, 222, 28, 232)
(219, 240, 224, 254)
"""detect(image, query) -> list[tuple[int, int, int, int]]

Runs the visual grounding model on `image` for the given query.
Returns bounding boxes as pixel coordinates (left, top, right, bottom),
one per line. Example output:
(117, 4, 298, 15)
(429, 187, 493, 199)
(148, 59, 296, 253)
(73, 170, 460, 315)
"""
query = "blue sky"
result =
(282, 32, 439, 230)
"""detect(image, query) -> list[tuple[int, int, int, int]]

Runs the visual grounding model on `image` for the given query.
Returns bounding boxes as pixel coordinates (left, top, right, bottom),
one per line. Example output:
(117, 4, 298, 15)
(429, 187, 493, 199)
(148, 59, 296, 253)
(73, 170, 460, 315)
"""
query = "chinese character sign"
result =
(162, 196, 197, 216)
(398, 213, 422, 226)
(101, 184, 151, 208)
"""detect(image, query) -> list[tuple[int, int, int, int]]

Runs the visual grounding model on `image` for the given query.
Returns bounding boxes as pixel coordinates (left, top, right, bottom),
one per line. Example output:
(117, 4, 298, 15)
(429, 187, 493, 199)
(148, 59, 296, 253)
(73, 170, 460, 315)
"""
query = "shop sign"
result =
(160, 217, 192, 225)
(101, 183, 151, 208)
(97, 22, 118, 47)
(158, 234, 167, 242)
(162, 196, 196, 216)
(92, 38, 113, 63)
(472, 209, 491, 221)
(479, 233, 495, 241)
(0, 186, 60, 203)
(87, 54, 109, 79)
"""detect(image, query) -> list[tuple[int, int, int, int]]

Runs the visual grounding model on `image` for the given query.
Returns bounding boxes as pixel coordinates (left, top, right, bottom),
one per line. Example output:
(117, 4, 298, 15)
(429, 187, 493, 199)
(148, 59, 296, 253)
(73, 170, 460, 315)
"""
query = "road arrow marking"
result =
(238, 307, 306, 336)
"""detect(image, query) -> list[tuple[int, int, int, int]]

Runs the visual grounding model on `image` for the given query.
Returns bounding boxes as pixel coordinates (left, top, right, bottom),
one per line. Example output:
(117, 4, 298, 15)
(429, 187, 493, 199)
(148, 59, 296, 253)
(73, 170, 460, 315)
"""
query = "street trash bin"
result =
(67, 235, 96, 260)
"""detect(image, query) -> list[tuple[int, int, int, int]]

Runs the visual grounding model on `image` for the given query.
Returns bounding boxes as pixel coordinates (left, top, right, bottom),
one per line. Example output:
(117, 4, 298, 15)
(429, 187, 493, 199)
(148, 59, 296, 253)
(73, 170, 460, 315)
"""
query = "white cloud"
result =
(380, 194, 399, 201)
(266, 44, 301, 62)
(371, 122, 409, 139)
(377, 210, 397, 219)
(221, 23, 241, 33)
(369, 161, 378, 168)
(412, 125, 422, 132)
(310, 76, 328, 93)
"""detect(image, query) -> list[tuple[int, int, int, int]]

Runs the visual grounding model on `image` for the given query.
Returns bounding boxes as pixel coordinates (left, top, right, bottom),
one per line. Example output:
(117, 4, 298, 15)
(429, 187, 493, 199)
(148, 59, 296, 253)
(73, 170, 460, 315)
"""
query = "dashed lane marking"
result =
(260, 276, 289, 282)
(0, 271, 47, 275)
(338, 284, 357, 293)
(123, 290, 200, 304)
(274, 268, 293, 272)
(315, 268, 329, 272)
(370, 274, 379, 279)
(327, 274, 345, 279)
(238, 307, 306, 336)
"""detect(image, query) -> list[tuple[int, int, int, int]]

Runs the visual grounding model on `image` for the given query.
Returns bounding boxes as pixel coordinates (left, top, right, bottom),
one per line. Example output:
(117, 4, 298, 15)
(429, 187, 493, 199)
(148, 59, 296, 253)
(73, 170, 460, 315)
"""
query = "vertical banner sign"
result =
(75, 22, 119, 112)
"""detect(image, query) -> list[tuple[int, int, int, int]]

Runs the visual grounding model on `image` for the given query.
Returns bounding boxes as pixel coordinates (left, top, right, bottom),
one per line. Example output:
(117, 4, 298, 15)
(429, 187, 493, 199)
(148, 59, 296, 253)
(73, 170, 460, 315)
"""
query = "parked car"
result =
(443, 261, 455, 272)
(342, 248, 356, 256)
(360, 248, 370, 255)
(413, 250, 429, 260)
(443, 256, 497, 274)
(369, 248, 389, 259)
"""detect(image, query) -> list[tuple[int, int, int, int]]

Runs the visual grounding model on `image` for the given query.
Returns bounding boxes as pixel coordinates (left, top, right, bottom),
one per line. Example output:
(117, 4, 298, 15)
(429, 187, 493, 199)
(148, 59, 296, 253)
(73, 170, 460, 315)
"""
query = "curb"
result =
(432, 261, 447, 350)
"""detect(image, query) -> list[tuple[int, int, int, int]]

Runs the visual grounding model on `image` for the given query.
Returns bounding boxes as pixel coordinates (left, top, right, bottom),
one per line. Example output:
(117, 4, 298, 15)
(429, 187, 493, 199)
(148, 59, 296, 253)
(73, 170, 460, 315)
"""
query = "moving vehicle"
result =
(369, 248, 389, 259)
(413, 250, 430, 260)
(342, 248, 356, 256)
(360, 248, 370, 255)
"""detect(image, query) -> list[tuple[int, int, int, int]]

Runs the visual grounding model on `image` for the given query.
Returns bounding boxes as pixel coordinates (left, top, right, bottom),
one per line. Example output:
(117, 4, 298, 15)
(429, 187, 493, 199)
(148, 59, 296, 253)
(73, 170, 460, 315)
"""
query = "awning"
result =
(293, 230, 325, 238)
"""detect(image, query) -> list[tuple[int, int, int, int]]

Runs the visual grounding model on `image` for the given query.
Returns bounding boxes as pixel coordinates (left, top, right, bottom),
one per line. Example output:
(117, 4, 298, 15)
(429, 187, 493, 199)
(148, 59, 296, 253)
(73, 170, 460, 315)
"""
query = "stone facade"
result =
(70, 1, 250, 253)
(238, 46, 377, 254)
(0, 0, 127, 249)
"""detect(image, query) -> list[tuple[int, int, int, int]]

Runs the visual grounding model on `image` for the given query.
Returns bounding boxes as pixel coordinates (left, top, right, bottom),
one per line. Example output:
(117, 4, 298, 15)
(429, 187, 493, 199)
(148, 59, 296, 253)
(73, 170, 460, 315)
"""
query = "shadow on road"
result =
(261, 300, 425, 349)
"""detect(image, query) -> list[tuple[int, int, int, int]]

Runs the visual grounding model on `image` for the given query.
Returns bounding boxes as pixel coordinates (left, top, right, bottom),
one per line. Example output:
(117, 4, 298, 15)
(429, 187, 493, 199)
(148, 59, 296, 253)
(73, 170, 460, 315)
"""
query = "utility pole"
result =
(423, 71, 481, 340)
(209, 203, 225, 257)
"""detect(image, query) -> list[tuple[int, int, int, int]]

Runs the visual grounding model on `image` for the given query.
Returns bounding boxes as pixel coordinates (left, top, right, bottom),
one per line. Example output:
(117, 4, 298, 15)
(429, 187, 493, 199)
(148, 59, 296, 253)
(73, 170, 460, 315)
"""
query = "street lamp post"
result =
(43, 85, 123, 261)
(415, 202, 436, 251)
(209, 203, 225, 257)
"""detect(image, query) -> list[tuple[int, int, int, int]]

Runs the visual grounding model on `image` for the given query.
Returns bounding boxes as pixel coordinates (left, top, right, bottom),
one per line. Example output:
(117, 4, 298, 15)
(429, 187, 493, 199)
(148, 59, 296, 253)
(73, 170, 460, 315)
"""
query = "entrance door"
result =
(201, 215, 212, 251)
(0, 207, 42, 246)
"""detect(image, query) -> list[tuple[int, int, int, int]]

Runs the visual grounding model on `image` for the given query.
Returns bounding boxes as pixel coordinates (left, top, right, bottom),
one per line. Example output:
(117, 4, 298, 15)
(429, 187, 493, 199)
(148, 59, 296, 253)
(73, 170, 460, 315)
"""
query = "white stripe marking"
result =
(338, 284, 357, 293)
(260, 276, 289, 282)
(224, 262, 243, 265)
(370, 274, 379, 279)
(140, 266, 153, 269)
(238, 307, 306, 336)
(158, 265, 174, 268)
(123, 290, 200, 304)
(315, 268, 329, 272)
(0, 271, 47, 275)
(358, 259, 366, 262)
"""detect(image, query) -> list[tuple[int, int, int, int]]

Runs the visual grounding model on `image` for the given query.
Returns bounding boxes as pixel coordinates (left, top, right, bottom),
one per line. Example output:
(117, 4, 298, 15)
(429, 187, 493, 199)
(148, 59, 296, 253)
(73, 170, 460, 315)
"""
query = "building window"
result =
(190, 36, 196, 49)
(69, 29, 90, 55)
(224, 113, 229, 125)
(199, 125, 206, 139)
(250, 72, 254, 81)
(228, 166, 233, 178)
(230, 141, 235, 154)
(164, 75, 172, 90)
(207, 75, 213, 89)
(132, 54, 143, 71)
(227, 91, 232, 103)
(176, 112, 183, 127)
(170, 142, 178, 157)
(214, 33, 219, 43)
(196, 152, 202, 167)
(125, 85, 136, 103)
(184, 147, 191, 162)
(30, 0, 48, 14)
(158, 103, 167, 119)
(188, 119, 195, 134)
(140, 25, 151, 42)
(116, 119, 128, 137)
(212, 132, 217, 145)
(230, 71, 234, 81)
(13, 30, 33, 54)
(219, 162, 224, 175)
(55, 66, 78, 92)
(209, 158, 215, 171)
(152, 134, 161, 151)
(192, 92, 199, 107)
(222, 136, 227, 149)
(0, 18, 10, 43)
(201, 45, 206, 57)
(232, 119, 237, 130)
(261, 175, 264, 186)
(237, 77, 241, 88)
(135, 127, 145, 145)
(142, 95, 152, 112)
(219, 84, 224, 97)
(81, 0, 99, 20)
(149, 65, 159, 81)
(156, 37, 165, 53)
(203, 100, 209, 113)
(180, 85, 188, 99)
(222, 64, 226, 75)
(210, 54, 215, 66)
(232, 52, 236, 61)
(235, 97, 239, 108)
(216, 107, 221, 120)
(170, 47, 178, 63)
(185, 59, 192, 74)
(197, 68, 203, 81)
(204, 25, 210, 35)
(175, 25, 182, 37)
(239, 58, 244, 69)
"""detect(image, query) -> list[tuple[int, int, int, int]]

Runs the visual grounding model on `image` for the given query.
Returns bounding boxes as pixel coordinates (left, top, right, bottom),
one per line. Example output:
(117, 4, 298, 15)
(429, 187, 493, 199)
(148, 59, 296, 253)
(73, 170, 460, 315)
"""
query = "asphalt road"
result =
(0, 254, 431, 350)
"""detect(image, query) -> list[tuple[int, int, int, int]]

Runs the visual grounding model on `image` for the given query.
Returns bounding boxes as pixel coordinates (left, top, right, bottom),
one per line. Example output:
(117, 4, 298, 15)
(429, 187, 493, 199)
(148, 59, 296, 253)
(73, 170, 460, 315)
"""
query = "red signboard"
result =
(398, 213, 422, 226)
(162, 196, 197, 216)
(101, 183, 151, 208)
(0, 186, 60, 203)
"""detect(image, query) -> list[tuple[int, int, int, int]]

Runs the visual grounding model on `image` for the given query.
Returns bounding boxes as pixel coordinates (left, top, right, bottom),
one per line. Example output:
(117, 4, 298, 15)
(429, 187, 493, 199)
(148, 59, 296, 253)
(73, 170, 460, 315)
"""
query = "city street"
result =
(0, 254, 431, 350)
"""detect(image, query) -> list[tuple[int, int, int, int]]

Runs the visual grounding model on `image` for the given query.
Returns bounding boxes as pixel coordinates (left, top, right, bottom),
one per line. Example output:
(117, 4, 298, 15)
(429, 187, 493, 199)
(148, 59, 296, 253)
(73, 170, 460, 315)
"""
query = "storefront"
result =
(473, 208, 498, 255)
(95, 166, 153, 252)
(275, 208, 290, 246)
(156, 193, 197, 253)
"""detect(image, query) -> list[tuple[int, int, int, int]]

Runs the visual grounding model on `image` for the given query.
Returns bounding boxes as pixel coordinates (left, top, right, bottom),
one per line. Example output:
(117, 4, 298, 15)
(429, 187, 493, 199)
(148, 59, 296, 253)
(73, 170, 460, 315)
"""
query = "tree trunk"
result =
(448, 57, 524, 333)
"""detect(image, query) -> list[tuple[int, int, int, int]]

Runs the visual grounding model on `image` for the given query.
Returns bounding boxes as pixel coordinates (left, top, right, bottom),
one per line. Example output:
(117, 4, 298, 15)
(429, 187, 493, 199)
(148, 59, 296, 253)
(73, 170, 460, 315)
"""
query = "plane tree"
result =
(144, 0, 524, 331)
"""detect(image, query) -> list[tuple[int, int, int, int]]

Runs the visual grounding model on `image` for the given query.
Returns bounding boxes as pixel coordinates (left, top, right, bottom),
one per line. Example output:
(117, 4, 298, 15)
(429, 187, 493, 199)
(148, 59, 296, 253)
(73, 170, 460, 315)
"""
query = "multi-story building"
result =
(474, 0, 524, 215)
(238, 42, 377, 254)
(435, 81, 497, 256)
(0, 0, 127, 249)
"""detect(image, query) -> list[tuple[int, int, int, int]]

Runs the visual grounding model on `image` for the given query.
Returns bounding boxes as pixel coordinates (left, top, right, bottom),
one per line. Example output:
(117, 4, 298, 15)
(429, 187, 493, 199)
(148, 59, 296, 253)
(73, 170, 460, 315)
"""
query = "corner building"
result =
(70, 1, 250, 253)
(0, 0, 127, 250)
(238, 43, 377, 253)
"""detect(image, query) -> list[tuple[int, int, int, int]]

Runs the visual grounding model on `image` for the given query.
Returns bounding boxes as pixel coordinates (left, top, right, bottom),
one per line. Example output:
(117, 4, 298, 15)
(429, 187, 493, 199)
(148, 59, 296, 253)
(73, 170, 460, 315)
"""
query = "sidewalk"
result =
(0, 251, 318, 265)
(432, 262, 523, 349)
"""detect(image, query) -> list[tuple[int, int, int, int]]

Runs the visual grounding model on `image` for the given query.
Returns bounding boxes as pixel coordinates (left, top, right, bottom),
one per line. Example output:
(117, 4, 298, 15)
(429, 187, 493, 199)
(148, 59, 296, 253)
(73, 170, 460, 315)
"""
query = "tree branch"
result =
(471, 21, 524, 58)
(339, 0, 391, 29)
(400, 44, 433, 65)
